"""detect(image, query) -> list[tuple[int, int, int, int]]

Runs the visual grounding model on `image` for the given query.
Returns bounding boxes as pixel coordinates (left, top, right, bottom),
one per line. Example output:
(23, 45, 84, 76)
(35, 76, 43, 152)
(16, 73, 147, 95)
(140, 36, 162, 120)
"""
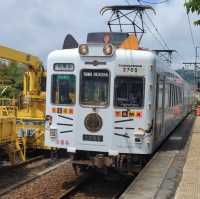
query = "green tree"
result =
(0, 62, 24, 98)
(185, 0, 200, 25)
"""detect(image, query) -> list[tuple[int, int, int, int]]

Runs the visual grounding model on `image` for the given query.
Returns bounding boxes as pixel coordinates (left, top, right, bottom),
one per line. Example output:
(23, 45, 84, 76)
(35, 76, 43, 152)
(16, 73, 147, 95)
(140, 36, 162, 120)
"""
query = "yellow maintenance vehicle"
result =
(0, 83, 25, 165)
(0, 45, 46, 164)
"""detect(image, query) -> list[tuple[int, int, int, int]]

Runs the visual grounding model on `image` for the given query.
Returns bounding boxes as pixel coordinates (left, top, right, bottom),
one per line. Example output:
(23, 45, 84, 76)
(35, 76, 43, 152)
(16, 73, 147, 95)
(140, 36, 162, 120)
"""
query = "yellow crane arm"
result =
(0, 45, 43, 71)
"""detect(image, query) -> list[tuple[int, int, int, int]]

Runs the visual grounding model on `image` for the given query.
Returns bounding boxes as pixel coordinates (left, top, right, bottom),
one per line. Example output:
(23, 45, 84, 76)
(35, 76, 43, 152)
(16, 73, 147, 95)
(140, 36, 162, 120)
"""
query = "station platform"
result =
(175, 116, 200, 199)
(120, 114, 196, 199)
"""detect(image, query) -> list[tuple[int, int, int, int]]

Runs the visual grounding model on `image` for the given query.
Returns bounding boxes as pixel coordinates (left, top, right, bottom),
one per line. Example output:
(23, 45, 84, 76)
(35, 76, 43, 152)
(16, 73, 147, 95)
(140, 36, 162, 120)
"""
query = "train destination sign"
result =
(54, 63, 75, 71)
(83, 70, 109, 77)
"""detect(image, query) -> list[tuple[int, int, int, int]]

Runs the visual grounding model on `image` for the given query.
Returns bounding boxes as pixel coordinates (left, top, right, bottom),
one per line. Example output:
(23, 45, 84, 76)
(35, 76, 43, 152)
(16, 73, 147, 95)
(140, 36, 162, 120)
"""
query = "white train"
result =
(45, 32, 193, 171)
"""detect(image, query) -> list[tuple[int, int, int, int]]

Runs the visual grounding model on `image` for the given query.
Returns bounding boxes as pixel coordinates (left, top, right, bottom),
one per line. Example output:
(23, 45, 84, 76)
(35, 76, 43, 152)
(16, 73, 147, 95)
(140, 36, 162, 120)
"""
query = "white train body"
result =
(45, 33, 193, 159)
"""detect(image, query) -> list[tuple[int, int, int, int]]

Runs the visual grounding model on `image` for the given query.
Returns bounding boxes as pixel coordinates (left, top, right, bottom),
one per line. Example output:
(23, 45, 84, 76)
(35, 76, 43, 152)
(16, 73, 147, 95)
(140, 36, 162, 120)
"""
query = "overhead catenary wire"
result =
(137, 0, 169, 5)
(138, 1, 170, 50)
(186, 12, 196, 57)
(125, 0, 170, 51)
(121, 0, 169, 63)
(184, 0, 199, 86)
(144, 13, 170, 50)
(184, 0, 198, 63)
(143, 20, 168, 51)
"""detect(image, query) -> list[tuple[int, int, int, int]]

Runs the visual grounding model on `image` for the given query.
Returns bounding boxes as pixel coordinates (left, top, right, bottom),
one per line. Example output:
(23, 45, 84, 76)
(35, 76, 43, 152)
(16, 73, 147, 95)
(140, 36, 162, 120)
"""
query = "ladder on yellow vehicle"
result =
(0, 103, 26, 165)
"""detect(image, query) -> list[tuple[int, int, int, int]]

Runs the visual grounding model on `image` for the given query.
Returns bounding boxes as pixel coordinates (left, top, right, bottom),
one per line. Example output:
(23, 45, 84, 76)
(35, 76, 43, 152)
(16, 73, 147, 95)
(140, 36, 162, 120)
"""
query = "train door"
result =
(154, 75, 165, 141)
(75, 69, 112, 150)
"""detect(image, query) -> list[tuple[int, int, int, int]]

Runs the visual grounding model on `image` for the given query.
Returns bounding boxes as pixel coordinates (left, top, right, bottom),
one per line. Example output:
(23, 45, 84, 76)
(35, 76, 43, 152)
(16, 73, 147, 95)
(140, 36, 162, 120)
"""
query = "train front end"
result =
(45, 33, 156, 169)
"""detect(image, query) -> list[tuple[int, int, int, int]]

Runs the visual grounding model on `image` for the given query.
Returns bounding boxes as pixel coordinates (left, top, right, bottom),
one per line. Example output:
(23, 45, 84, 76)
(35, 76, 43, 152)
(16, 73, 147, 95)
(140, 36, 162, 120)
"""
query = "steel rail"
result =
(57, 175, 93, 199)
(0, 155, 44, 172)
(0, 159, 68, 197)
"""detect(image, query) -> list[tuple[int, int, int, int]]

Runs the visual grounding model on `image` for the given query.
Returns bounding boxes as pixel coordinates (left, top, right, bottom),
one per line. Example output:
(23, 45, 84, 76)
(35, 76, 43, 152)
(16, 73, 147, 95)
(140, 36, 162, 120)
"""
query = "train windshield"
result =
(51, 75, 75, 105)
(80, 69, 109, 106)
(114, 77, 144, 108)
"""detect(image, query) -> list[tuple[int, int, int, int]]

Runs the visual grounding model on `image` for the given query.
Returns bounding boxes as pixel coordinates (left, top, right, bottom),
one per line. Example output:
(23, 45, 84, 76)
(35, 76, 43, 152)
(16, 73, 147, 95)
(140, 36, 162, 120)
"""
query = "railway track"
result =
(0, 159, 77, 199)
(57, 172, 134, 199)
(57, 175, 93, 199)
(0, 114, 195, 199)
(0, 156, 67, 198)
(0, 155, 44, 172)
(0, 157, 135, 199)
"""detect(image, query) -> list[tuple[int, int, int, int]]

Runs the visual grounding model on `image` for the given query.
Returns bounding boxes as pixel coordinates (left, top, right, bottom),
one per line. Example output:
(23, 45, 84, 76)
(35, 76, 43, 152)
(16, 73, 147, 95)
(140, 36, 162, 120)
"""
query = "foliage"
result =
(0, 62, 24, 98)
(176, 68, 200, 85)
(185, 0, 200, 25)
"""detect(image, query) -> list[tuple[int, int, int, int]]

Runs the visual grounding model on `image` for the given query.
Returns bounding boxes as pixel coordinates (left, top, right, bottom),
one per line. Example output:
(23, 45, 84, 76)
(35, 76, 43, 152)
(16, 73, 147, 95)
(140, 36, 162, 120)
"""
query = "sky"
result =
(0, 0, 199, 69)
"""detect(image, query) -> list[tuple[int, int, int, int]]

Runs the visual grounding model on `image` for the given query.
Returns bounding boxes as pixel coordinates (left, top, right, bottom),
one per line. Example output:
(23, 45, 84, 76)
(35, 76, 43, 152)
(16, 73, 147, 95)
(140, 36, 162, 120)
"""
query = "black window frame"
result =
(79, 69, 110, 108)
(51, 74, 76, 106)
(114, 76, 145, 109)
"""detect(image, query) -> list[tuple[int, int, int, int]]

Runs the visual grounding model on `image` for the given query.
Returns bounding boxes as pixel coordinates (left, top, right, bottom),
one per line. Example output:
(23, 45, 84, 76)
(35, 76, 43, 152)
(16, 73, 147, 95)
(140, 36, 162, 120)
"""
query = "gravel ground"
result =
(2, 113, 192, 199)
(69, 175, 133, 199)
(0, 157, 134, 199)
(0, 161, 77, 199)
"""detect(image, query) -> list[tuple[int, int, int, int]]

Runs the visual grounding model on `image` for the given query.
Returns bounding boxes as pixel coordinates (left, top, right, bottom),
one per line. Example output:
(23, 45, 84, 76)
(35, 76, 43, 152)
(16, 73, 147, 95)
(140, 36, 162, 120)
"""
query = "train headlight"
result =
(79, 44, 89, 55)
(134, 128, 145, 136)
(103, 44, 113, 56)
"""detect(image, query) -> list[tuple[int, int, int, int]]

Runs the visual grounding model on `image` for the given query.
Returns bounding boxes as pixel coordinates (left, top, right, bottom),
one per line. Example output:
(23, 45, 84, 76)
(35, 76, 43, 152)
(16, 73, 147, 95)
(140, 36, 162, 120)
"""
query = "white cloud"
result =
(0, 0, 199, 68)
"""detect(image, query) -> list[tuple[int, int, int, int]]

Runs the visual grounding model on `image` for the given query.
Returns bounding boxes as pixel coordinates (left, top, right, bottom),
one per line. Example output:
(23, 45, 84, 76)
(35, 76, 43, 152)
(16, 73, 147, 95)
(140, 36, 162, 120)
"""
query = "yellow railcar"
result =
(0, 45, 46, 150)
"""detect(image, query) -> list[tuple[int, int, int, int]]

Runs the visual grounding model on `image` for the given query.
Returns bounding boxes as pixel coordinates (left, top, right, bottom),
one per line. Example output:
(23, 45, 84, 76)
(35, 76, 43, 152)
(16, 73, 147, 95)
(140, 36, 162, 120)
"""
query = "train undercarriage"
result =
(71, 151, 151, 175)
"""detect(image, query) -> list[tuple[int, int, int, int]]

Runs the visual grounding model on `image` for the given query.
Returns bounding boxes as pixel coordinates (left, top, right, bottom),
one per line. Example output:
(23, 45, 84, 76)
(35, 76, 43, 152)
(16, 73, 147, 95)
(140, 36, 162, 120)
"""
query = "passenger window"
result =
(169, 84, 171, 107)
(51, 74, 75, 105)
(173, 85, 175, 106)
(114, 77, 144, 108)
(80, 69, 109, 106)
(165, 84, 169, 108)
(158, 80, 164, 109)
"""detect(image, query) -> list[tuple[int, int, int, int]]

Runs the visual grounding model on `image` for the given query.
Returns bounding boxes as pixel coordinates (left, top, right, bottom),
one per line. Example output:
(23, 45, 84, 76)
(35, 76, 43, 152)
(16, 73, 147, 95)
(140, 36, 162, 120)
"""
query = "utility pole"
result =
(195, 47, 200, 90)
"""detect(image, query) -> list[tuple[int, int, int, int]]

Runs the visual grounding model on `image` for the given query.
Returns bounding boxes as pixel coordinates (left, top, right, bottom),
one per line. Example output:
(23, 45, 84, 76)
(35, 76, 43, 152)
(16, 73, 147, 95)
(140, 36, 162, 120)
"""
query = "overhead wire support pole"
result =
(195, 47, 200, 90)
(153, 50, 176, 65)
